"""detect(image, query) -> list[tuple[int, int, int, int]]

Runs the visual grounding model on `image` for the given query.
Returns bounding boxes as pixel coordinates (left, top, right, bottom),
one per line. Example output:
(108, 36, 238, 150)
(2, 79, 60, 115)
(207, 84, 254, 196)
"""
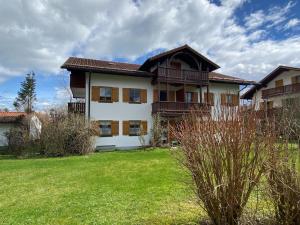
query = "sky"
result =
(0, 0, 300, 111)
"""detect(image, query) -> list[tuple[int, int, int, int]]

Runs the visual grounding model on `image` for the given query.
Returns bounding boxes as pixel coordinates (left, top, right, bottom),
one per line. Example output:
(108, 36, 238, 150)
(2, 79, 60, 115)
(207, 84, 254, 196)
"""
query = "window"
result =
(129, 121, 141, 136)
(160, 90, 167, 101)
(275, 79, 284, 87)
(185, 92, 193, 103)
(99, 121, 112, 136)
(226, 94, 233, 104)
(100, 87, 112, 102)
(170, 62, 181, 70)
(292, 75, 300, 84)
(129, 89, 141, 103)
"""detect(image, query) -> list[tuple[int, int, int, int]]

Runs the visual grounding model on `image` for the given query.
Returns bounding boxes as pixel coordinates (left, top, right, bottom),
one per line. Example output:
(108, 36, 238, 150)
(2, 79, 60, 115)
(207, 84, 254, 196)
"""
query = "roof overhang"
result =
(139, 44, 220, 72)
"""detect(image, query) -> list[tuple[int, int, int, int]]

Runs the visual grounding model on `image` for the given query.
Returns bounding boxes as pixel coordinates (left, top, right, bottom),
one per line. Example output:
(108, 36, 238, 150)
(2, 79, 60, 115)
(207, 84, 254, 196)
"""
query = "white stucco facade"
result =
(252, 70, 300, 110)
(81, 72, 240, 149)
(86, 73, 153, 149)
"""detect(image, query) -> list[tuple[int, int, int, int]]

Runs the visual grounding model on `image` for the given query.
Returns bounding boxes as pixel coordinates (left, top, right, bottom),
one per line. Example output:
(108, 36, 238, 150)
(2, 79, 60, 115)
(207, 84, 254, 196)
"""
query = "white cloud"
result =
(244, 1, 295, 30)
(0, 0, 299, 86)
(284, 18, 300, 30)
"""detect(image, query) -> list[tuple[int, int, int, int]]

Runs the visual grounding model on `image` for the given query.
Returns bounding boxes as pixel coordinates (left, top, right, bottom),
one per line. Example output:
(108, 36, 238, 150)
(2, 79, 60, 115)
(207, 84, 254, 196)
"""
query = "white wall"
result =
(253, 70, 300, 109)
(87, 73, 153, 149)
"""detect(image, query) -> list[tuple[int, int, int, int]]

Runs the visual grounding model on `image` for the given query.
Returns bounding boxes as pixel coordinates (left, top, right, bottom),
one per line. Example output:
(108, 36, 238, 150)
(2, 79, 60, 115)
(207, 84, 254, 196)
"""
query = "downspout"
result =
(88, 71, 91, 121)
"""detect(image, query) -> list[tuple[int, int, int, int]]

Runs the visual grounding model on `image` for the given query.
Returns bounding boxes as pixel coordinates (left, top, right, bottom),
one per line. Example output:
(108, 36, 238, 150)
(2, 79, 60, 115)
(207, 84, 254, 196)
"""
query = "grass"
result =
(0, 149, 203, 225)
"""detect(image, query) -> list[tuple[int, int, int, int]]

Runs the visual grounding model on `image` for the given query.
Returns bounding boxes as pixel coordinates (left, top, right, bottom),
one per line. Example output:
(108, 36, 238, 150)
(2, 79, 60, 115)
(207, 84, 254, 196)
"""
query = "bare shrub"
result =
(40, 113, 96, 156)
(266, 138, 300, 225)
(150, 113, 163, 147)
(6, 110, 96, 157)
(171, 106, 275, 225)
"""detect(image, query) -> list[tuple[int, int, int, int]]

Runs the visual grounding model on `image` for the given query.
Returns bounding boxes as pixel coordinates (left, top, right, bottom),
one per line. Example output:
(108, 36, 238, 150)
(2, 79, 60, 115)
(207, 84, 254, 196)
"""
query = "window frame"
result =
(226, 94, 233, 105)
(129, 120, 141, 136)
(185, 92, 193, 103)
(129, 88, 141, 103)
(100, 87, 112, 103)
(99, 120, 112, 137)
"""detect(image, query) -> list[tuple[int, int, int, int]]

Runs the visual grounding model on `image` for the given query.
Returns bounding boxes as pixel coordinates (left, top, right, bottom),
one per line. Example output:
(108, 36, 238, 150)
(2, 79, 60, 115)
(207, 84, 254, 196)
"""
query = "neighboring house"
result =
(61, 44, 253, 149)
(242, 66, 300, 110)
(0, 112, 26, 146)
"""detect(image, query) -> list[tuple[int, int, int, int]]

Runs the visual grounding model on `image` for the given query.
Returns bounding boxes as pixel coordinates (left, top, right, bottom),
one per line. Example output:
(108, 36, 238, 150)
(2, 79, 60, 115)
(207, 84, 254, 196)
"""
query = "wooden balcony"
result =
(152, 101, 210, 116)
(68, 102, 85, 114)
(262, 83, 300, 99)
(156, 67, 209, 85)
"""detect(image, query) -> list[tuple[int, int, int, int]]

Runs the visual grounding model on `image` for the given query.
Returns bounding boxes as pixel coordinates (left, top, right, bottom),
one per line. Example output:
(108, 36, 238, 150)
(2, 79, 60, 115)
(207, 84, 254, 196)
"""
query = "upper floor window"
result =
(129, 88, 141, 103)
(292, 75, 300, 84)
(100, 87, 112, 102)
(160, 90, 167, 101)
(170, 62, 181, 70)
(275, 79, 284, 87)
(185, 92, 193, 103)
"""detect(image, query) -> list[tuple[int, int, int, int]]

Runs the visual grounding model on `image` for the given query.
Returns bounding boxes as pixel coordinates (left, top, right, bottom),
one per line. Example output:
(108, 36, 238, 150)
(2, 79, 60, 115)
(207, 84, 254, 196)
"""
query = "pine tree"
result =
(13, 72, 37, 113)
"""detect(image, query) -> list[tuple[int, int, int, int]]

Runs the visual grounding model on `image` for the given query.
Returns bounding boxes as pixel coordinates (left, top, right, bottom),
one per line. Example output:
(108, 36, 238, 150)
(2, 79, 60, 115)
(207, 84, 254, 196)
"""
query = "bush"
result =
(171, 107, 275, 225)
(267, 144, 300, 225)
(6, 112, 96, 157)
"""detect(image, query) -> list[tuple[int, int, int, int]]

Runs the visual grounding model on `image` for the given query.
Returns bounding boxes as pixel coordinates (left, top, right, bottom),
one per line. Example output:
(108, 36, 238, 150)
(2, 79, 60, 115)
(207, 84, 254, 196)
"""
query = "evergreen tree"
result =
(13, 72, 37, 113)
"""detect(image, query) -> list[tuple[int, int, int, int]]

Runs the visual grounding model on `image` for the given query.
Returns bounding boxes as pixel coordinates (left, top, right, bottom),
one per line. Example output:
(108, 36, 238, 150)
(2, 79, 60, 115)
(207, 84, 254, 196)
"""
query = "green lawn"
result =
(0, 149, 203, 225)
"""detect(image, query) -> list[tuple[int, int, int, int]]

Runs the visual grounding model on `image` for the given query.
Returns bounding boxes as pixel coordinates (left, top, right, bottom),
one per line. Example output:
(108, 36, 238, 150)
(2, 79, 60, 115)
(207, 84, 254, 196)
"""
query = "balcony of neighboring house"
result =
(156, 66, 209, 85)
(68, 102, 85, 114)
(261, 83, 300, 99)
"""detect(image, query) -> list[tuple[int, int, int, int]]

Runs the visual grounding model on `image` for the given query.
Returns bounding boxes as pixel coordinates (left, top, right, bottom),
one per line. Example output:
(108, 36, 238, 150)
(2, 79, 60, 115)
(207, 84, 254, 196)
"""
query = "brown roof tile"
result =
(62, 57, 140, 72)
(209, 72, 255, 85)
(61, 57, 253, 84)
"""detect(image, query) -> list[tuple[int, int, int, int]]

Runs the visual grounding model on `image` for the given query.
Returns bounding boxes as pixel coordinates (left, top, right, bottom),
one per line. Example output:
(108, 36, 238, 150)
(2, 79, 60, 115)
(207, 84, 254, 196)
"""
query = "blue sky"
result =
(0, 0, 300, 111)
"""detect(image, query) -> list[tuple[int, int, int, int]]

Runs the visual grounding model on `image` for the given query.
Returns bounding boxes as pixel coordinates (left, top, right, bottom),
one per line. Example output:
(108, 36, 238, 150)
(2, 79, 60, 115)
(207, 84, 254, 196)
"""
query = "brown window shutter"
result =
(123, 88, 129, 102)
(168, 91, 175, 102)
(123, 121, 129, 135)
(141, 89, 147, 103)
(153, 89, 158, 102)
(112, 87, 119, 102)
(275, 79, 283, 87)
(291, 76, 297, 84)
(221, 94, 226, 105)
(112, 121, 119, 136)
(233, 94, 239, 106)
(91, 120, 100, 136)
(92, 86, 100, 101)
(192, 92, 198, 103)
(209, 93, 214, 105)
(141, 121, 148, 135)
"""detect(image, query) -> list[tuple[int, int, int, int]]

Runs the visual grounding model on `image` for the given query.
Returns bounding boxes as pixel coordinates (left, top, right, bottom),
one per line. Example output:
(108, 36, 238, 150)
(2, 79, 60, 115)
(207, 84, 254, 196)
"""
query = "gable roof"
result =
(241, 65, 300, 99)
(139, 44, 220, 71)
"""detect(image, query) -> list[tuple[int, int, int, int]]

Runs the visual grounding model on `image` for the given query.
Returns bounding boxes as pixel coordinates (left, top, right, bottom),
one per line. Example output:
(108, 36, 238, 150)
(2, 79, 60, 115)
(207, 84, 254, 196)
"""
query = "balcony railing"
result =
(68, 102, 85, 114)
(152, 101, 210, 116)
(262, 83, 300, 99)
(157, 67, 209, 85)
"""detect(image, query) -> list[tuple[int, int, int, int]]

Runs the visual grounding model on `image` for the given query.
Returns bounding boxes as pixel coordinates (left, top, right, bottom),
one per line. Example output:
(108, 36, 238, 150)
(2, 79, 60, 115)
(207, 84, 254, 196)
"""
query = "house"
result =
(242, 66, 300, 110)
(0, 112, 26, 146)
(61, 44, 253, 149)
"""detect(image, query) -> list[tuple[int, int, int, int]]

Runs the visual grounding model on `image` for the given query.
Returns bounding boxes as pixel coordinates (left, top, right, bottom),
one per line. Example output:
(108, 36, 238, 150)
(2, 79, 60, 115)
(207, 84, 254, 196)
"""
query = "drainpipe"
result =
(88, 71, 91, 121)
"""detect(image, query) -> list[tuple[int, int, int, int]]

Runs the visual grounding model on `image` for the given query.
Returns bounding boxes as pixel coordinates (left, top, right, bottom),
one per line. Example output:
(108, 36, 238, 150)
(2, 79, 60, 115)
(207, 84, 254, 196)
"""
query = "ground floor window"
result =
(185, 92, 193, 103)
(99, 121, 112, 136)
(129, 121, 141, 136)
